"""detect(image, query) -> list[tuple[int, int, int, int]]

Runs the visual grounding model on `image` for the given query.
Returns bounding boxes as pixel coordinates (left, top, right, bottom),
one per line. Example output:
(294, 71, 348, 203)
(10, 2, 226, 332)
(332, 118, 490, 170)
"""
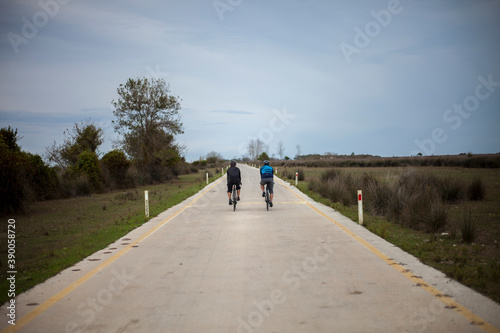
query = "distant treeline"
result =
(277, 154, 500, 169)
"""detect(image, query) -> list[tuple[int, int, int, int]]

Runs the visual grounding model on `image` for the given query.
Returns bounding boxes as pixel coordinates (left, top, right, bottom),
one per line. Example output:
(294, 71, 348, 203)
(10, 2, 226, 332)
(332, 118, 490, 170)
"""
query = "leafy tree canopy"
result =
(112, 77, 184, 182)
(258, 152, 270, 161)
(46, 121, 103, 168)
(112, 77, 183, 166)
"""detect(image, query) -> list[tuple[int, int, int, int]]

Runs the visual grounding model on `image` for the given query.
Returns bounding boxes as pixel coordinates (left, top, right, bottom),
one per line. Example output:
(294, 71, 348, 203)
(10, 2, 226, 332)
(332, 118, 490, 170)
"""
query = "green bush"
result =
(101, 150, 130, 189)
(193, 160, 207, 167)
(1, 127, 61, 214)
(70, 151, 103, 191)
(25, 153, 60, 200)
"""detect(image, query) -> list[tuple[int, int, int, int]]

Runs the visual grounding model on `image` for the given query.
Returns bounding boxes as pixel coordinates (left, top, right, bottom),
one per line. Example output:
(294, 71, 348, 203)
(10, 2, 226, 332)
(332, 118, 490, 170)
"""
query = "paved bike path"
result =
(2, 164, 500, 332)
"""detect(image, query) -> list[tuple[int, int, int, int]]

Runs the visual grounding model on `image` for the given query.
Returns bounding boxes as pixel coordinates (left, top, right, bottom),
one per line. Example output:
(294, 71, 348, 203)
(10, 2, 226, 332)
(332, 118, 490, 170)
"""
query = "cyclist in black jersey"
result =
(227, 161, 241, 205)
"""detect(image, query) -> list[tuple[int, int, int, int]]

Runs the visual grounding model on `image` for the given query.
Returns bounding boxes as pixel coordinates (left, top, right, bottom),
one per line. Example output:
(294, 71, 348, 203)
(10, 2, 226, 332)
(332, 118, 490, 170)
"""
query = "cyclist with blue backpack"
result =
(260, 160, 274, 207)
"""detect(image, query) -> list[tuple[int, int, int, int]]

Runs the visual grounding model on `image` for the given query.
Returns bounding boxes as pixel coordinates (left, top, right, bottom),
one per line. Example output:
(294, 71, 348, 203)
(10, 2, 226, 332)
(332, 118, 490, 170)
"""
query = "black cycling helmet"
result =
(230, 161, 236, 166)
(263, 160, 270, 165)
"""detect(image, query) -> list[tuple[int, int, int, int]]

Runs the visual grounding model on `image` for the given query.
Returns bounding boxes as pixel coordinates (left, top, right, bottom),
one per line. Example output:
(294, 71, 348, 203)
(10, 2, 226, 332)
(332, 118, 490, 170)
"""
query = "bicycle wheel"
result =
(232, 185, 237, 211)
(266, 186, 269, 211)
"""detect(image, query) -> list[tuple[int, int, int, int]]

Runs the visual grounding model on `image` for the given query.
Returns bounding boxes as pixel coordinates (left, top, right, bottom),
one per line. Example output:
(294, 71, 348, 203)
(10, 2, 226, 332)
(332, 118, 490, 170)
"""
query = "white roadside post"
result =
(206, 172, 209, 185)
(358, 190, 363, 225)
(295, 171, 298, 186)
(145, 190, 150, 218)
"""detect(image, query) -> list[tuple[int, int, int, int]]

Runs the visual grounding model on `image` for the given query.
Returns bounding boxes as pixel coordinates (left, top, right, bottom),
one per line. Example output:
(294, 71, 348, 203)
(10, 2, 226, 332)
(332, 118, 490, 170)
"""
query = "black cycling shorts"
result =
(227, 180, 241, 193)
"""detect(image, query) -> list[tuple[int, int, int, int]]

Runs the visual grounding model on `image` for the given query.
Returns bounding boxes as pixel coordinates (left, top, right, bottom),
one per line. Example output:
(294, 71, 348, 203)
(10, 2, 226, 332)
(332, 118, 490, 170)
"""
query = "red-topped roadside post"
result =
(358, 190, 363, 225)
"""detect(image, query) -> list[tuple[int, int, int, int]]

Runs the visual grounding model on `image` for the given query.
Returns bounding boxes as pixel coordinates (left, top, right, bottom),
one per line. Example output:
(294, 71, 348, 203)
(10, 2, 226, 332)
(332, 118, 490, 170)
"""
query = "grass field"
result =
(0, 169, 223, 305)
(288, 166, 500, 303)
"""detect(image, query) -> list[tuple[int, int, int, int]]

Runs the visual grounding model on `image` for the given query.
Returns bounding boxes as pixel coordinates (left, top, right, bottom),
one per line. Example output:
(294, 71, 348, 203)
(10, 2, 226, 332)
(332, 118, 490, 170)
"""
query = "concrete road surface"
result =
(2, 164, 500, 333)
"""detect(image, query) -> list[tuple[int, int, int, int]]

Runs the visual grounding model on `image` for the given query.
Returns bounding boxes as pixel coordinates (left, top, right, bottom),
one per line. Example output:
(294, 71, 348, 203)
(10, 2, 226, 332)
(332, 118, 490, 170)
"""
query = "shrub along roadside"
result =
(101, 150, 131, 190)
(308, 168, 486, 234)
(0, 127, 60, 215)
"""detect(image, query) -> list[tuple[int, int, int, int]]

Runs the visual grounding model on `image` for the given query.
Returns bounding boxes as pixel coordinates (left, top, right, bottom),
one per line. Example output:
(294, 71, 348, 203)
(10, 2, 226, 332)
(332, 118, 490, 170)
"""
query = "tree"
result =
(256, 139, 268, 159)
(0, 126, 21, 152)
(247, 140, 256, 161)
(46, 120, 103, 168)
(206, 151, 224, 164)
(246, 138, 267, 160)
(296, 144, 302, 159)
(276, 141, 285, 160)
(112, 77, 183, 181)
(72, 121, 103, 153)
(258, 152, 270, 161)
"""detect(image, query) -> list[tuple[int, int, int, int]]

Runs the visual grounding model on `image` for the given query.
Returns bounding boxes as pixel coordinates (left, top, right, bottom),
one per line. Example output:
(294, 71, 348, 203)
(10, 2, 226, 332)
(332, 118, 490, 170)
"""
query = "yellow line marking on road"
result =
(1, 177, 225, 333)
(279, 180, 500, 333)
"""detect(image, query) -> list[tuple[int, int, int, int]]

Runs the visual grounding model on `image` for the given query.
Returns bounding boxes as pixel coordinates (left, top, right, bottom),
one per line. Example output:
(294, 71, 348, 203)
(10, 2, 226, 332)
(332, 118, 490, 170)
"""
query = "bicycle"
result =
(231, 184, 238, 212)
(264, 183, 272, 211)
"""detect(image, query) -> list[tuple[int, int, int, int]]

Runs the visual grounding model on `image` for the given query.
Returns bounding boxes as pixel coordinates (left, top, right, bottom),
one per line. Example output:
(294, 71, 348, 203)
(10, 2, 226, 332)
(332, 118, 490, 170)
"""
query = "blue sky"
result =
(1, 0, 499, 162)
